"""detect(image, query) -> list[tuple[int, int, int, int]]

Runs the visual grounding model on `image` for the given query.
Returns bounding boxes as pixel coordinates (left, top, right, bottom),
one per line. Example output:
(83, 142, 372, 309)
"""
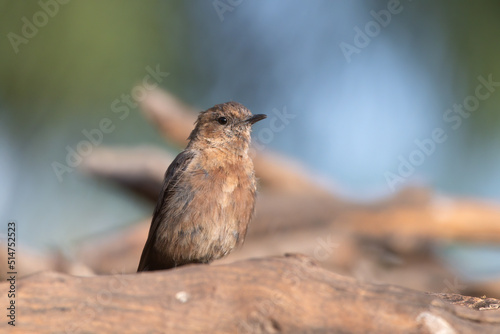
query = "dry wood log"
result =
(79, 147, 342, 237)
(76, 219, 149, 274)
(134, 88, 500, 242)
(76, 144, 500, 297)
(85, 89, 500, 243)
(74, 89, 500, 304)
(345, 195, 500, 243)
(2, 255, 499, 333)
(80, 146, 174, 200)
(77, 144, 500, 300)
(80, 144, 500, 244)
(75, 218, 478, 297)
(139, 87, 197, 148)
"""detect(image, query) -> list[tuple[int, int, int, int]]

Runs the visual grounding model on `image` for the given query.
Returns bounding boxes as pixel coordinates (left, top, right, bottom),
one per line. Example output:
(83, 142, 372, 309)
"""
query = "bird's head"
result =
(188, 102, 266, 152)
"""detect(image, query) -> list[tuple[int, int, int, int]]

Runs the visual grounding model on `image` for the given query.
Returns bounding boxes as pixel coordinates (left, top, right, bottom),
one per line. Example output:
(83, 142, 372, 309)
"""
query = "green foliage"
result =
(0, 1, 180, 120)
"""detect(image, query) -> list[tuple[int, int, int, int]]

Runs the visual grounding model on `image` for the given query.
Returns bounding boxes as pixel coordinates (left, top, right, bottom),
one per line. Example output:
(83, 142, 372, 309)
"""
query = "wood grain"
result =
(2, 255, 499, 333)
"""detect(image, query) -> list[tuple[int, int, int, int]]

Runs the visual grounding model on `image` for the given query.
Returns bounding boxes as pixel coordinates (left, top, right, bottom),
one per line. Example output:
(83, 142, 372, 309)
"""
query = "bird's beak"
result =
(245, 114, 267, 125)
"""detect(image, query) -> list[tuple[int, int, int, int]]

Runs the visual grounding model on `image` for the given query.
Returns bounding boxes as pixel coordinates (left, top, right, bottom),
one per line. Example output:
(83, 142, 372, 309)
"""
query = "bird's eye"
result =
(217, 116, 228, 125)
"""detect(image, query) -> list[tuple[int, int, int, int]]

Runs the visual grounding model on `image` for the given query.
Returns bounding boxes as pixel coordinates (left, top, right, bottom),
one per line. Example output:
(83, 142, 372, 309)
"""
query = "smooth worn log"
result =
(76, 143, 500, 298)
(345, 195, 500, 243)
(80, 142, 500, 244)
(2, 255, 499, 333)
(76, 217, 491, 298)
(76, 219, 150, 274)
(80, 146, 341, 232)
(80, 146, 174, 200)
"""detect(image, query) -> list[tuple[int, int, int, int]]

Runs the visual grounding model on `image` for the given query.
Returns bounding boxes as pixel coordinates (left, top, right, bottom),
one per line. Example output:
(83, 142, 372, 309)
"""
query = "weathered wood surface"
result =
(2, 255, 499, 333)
(81, 146, 173, 200)
(81, 144, 500, 243)
(82, 88, 500, 244)
(71, 88, 500, 298)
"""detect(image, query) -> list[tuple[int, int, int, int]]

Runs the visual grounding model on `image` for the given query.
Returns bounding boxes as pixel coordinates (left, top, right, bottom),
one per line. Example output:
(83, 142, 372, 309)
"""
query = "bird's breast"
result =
(189, 159, 256, 217)
(163, 156, 256, 263)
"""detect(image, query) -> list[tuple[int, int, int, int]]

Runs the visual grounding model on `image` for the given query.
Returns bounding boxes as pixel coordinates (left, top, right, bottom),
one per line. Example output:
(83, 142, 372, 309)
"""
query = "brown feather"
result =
(137, 102, 265, 272)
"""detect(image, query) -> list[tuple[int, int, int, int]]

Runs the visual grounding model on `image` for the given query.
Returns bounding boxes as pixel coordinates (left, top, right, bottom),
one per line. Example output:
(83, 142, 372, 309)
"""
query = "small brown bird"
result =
(137, 102, 266, 272)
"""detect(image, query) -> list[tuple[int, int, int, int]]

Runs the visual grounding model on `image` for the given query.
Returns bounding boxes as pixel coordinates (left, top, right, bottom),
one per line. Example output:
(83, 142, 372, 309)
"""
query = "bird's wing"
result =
(137, 150, 196, 272)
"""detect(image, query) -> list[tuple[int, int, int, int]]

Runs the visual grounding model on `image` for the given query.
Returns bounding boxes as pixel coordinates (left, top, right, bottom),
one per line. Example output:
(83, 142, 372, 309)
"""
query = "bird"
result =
(137, 101, 266, 272)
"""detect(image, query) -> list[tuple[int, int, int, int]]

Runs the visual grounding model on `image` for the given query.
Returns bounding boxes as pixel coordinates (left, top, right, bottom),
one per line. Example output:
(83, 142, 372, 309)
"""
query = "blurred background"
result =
(1, 1, 500, 283)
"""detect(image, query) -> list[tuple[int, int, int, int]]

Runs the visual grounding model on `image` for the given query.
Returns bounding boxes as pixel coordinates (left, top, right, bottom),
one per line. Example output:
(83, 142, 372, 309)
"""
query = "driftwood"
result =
(80, 146, 173, 200)
(81, 88, 500, 243)
(79, 143, 500, 246)
(345, 195, 500, 243)
(80, 145, 500, 243)
(74, 214, 500, 299)
(72, 88, 500, 300)
(1, 255, 499, 333)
